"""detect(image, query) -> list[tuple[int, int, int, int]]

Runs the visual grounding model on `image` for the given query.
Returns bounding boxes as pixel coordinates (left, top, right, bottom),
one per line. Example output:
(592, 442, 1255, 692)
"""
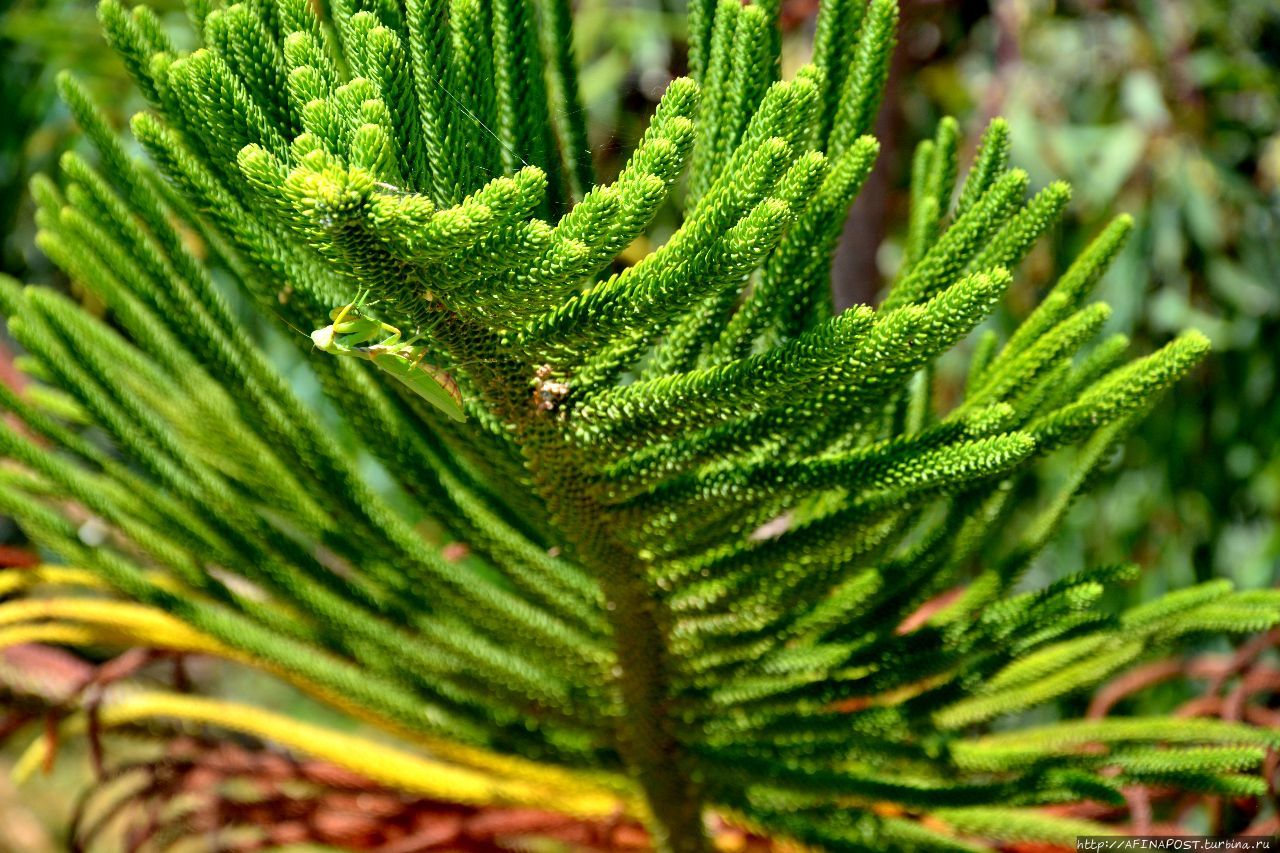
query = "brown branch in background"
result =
(1206, 628, 1280, 694)
(68, 737, 659, 853)
(1122, 786, 1153, 836)
(897, 584, 965, 634)
(1062, 628, 1280, 838)
(830, 0, 981, 310)
(73, 741, 776, 852)
(0, 545, 40, 567)
(0, 646, 776, 852)
(1087, 659, 1185, 719)
(779, 0, 819, 32)
(977, 0, 1022, 128)
(0, 338, 26, 395)
(0, 642, 96, 704)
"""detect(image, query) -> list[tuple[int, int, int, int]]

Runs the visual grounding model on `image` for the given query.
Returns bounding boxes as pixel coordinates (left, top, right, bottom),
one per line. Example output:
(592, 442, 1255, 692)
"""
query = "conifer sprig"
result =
(0, 0, 1263, 850)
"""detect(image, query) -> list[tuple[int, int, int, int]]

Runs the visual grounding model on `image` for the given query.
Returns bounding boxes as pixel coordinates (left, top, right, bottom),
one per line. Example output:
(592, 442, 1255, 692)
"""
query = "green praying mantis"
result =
(309, 295, 467, 423)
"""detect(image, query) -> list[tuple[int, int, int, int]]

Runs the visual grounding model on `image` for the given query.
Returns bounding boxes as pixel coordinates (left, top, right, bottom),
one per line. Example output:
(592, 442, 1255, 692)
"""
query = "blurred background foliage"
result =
(1, 0, 1277, 842)
(869, 0, 1280, 610)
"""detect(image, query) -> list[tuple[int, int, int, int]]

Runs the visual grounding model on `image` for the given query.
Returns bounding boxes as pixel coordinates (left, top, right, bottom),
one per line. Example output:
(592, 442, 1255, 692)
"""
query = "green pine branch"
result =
(0, 1, 1263, 850)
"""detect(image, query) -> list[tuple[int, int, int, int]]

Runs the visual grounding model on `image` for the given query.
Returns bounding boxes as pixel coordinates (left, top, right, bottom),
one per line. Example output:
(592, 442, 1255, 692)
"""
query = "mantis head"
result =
(310, 324, 337, 352)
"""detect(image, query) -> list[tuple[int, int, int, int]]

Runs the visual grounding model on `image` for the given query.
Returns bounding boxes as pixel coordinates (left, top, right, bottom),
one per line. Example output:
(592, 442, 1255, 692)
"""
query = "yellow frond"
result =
(14, 691, 636, 818)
